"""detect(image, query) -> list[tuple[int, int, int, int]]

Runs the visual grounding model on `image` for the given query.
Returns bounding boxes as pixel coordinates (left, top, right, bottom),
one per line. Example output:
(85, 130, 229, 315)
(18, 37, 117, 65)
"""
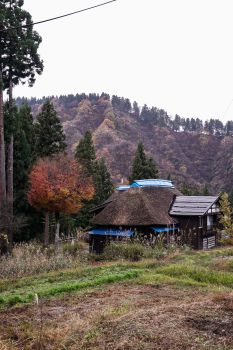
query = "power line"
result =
(0, 0, 117, 32)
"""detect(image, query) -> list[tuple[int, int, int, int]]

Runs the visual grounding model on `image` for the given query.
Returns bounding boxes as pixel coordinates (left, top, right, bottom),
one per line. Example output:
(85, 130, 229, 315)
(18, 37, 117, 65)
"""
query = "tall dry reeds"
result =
(0, 242, 87, 279)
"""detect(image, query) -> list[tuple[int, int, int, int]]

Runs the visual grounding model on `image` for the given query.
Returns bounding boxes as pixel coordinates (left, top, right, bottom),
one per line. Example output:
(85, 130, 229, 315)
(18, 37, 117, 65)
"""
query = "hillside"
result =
(16, 93, 233, 193)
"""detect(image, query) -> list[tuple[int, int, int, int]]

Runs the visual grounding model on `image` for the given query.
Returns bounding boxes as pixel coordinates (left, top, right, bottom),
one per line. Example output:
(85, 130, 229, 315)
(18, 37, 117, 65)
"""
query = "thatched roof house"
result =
(89, 179, 221, 252)
(92, 186, 182, 227)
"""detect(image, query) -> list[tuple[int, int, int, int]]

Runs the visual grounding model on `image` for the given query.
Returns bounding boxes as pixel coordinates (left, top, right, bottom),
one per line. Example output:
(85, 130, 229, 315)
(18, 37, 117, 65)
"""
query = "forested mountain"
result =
(16, 93, 233, 193)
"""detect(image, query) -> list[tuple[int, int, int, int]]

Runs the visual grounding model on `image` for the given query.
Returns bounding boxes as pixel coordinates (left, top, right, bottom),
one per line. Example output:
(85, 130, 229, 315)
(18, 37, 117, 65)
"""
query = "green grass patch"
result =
(0, 262, 144, 293)
(0, 265, 142, 308)
(157, 264, 233, 288)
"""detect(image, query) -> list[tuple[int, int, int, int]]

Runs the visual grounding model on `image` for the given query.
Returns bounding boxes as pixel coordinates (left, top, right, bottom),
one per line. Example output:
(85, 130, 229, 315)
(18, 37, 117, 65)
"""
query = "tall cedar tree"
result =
(0, 3, 7, 208)
(75, 131, 113, 227)
(129, 142, 159, 183)
(13, 105, 35, 213)
(0, 0, 43, 245)
(35, 100, 66, 158)
(3, 103, 39, 241)
(34, 100, 66, 244)
(93, 158, 113, 204)
(75, 131, 95, 175)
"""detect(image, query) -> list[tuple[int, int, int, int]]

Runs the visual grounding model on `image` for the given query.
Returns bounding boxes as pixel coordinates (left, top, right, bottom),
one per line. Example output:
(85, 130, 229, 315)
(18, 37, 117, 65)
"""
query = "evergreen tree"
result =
(202, 184, 210, 195)
(75, 130, 95, 175)
(205, 119, 215, 135)
(3, 103, 40, 241)
(132, 101, 140, 118)
(0, 0, 43, 245)
(180, 183, 199, 195)
(184, 118, 191, 132)
(34, 100, 66, 158)
(195, 118, 203, 133)
(75, 131, 113, 204)
(0, 0, 7, 208)
(219, 192, 233, 237)
(33, 100, 66, 243)
(150, 107, 159, 125)
(145, 157, 159, 178)
(215, 119, 224, 136)
(228, 189, 233, 209)
(93, 158, 114, 204)
(129, 142, 159, 183)
(173, 114, 181, 132)
(124, 98, 131, 113)
(3, 101, 16, 147)
(190, 118, 197, 131)
(13, 104, 34, 212)
(140, 104, 150, 122)
(111, 95, 120, 109)
(75, 131, 113, 227)
(225, 121, 233, 136)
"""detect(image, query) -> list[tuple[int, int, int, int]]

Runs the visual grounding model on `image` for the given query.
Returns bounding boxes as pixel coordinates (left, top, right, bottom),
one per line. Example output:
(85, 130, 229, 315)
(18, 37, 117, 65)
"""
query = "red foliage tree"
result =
(28, 155, 94, 245)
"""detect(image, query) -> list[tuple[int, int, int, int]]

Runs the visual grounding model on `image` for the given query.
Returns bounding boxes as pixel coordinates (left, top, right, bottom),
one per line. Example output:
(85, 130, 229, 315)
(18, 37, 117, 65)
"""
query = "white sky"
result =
(14, 0, 233, 122)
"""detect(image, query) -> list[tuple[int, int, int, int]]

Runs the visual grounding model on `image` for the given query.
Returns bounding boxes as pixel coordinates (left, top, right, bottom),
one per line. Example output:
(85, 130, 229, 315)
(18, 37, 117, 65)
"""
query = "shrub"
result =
(220, 237, 233, 246)
(103, 240, 180, 262)
(63, 241, 86, 256)
(104, 242, 145, 261)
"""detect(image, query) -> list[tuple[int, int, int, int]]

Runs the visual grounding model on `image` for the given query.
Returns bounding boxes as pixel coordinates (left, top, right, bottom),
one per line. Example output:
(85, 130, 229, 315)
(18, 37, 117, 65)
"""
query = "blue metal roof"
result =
(131, 179, 174, 188)
(89, 228, 134, 237)
(116, 179, 175, 191)
(150, 227, 178, 233)
(116, 185, 131, 191)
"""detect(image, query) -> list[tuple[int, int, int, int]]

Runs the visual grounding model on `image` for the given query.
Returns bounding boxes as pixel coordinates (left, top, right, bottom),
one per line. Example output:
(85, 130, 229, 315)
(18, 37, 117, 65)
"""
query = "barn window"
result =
(207, 215, 214, 230)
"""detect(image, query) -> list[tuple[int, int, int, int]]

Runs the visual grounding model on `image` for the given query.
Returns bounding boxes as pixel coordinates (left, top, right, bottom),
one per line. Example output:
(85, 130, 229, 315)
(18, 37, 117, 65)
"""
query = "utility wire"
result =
(0, 0, 117, 32)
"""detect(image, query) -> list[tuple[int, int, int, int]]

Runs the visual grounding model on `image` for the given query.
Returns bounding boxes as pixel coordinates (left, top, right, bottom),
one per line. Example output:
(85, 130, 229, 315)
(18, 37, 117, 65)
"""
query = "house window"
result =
(199, 216, 203, 228)
(207, 215, 214, 230)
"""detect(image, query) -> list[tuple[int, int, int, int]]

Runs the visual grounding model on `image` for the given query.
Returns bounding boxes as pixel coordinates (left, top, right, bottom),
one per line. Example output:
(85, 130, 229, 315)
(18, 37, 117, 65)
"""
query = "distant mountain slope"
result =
(16, 93, 233, 193)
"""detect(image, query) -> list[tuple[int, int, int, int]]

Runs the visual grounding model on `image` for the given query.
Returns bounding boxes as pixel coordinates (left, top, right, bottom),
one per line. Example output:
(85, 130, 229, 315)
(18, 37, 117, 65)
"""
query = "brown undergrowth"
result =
(1, 283, 233, 350)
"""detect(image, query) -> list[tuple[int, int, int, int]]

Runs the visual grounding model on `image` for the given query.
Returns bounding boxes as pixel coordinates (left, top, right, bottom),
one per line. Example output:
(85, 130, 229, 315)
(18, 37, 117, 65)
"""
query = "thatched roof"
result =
(91, 187, 182, 227)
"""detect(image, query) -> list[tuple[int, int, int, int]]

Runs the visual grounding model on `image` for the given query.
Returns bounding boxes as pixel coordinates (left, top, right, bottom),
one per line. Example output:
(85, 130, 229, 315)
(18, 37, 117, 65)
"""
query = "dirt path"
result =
(0, 284, 233, 349)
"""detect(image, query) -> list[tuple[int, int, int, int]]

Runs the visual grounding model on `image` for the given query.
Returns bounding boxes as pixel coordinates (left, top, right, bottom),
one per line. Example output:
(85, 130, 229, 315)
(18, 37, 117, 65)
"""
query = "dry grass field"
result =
(1, 244, 233, 349)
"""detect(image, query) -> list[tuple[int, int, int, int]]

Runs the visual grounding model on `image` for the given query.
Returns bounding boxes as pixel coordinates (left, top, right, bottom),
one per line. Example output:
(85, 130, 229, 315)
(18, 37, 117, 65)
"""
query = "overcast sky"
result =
(14, 0, 233, 122)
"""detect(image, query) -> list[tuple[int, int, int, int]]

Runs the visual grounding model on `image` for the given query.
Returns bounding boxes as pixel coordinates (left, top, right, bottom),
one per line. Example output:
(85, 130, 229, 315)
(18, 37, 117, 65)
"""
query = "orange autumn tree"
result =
(28, 155, 94, 246)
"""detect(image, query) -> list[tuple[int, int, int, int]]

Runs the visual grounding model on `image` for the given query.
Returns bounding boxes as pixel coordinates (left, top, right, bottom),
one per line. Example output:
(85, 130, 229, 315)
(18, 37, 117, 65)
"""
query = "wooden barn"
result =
(89, 179, 221, 253)
(170, 195, 220, 249)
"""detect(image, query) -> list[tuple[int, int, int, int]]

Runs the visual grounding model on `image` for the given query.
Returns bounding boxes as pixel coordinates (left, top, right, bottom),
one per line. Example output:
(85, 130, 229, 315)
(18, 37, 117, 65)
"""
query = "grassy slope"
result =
(1, 247, 233, 308)
(2, 247, 233, 349)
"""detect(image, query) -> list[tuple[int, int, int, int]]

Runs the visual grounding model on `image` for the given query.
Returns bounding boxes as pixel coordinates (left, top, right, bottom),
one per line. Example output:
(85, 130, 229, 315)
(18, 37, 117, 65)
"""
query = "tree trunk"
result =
(6, 79, 13, 247)
(44, 212, 49, 246)
(0, 71, 6, 209)
(55, 213, 62, 254)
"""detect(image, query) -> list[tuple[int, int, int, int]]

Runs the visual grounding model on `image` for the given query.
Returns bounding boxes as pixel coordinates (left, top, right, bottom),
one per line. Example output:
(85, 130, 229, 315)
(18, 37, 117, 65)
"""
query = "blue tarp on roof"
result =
(89, 228, 134, 237)
(131, 179, 174, 188)
(150, 227, 178, 233)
